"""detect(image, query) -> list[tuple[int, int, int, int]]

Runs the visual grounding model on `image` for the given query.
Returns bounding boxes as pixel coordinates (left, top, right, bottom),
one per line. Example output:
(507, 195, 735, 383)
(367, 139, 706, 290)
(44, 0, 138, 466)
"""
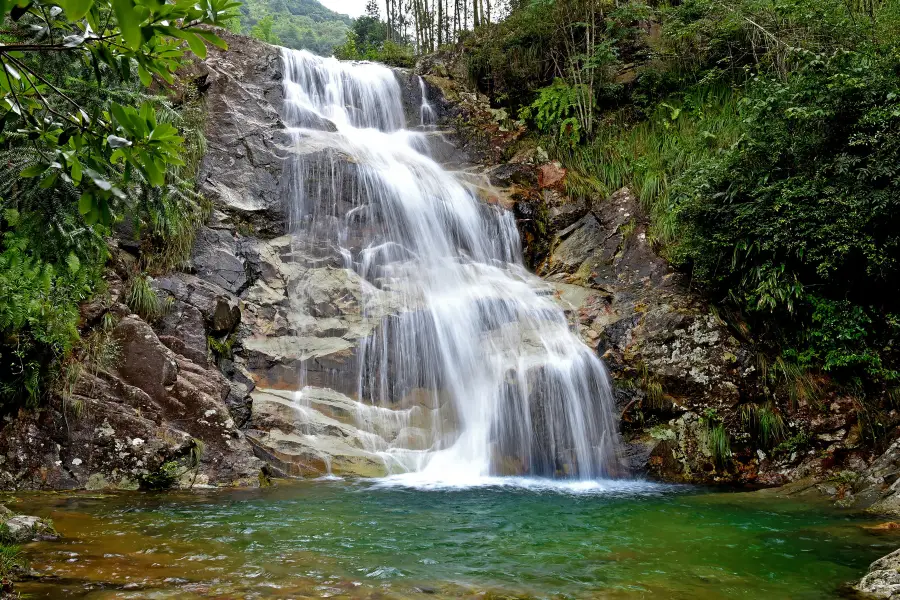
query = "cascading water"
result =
(281, 49, 622, 483)
(418, 76, 436, 127)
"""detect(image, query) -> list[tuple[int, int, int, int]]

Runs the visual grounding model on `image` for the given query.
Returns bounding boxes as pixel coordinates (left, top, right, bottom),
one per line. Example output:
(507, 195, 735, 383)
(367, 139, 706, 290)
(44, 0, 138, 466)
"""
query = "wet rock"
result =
(2, 514, 58, 542)
(191, 227, 248, 294)
(855, 548, 900, 598)
(247, 389, 388, 477)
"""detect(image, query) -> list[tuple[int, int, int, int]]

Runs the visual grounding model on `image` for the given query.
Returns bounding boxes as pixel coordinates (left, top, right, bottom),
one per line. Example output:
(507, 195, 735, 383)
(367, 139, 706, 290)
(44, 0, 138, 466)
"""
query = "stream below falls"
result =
(8, 479, 895, 599)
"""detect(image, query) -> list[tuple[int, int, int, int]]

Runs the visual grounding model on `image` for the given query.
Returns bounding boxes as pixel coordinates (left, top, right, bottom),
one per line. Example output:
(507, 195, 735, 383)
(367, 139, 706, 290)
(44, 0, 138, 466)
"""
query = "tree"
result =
(0, 0, 239, 226)
(353, 9, 388, 53)
(250, 14, 282, 44)
(0, 0, 237, 405)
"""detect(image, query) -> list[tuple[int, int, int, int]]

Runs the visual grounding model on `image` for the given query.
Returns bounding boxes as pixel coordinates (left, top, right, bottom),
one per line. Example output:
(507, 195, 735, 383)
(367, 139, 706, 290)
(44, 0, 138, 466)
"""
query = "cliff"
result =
(0, 32, 898, 514)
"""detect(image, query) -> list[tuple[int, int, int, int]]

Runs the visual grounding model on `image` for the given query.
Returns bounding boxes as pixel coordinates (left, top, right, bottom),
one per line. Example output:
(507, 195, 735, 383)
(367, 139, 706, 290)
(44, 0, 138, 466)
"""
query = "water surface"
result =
(6, 478, 893, 599)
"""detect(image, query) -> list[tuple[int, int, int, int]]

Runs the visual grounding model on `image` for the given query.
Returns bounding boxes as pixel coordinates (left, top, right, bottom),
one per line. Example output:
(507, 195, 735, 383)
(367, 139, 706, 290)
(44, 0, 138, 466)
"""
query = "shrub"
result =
(700, 408, 731, 467)
(674, 49, 900, 384)
(139, 460, 181, 491)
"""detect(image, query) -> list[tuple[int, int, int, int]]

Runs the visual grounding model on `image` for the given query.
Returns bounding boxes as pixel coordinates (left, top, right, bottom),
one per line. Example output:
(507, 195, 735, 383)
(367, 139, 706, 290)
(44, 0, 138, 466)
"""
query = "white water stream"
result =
(281, 49, 622, 482)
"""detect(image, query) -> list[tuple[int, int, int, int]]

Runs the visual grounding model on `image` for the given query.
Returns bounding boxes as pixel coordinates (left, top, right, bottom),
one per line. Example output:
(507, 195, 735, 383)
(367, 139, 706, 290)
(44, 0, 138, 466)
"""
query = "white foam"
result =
(370, 473, 673, 496)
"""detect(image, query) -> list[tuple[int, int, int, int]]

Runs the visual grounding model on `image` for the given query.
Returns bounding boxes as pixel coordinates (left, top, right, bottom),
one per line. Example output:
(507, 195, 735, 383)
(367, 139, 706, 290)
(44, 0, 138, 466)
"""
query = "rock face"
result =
(0, 33, 289, 490)
(821, 439, 900, 516)
(0, 273, 263, 490)
(533, 187, 761, 482)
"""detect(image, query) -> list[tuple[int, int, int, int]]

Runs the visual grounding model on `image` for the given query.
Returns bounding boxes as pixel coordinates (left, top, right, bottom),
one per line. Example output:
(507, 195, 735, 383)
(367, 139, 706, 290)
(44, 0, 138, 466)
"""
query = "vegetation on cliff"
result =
(0, 0, 235, 409)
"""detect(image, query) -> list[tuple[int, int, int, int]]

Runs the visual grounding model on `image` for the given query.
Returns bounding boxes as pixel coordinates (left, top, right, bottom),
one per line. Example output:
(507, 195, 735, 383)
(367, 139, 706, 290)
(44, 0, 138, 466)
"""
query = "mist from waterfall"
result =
(281, 49, 623, 483)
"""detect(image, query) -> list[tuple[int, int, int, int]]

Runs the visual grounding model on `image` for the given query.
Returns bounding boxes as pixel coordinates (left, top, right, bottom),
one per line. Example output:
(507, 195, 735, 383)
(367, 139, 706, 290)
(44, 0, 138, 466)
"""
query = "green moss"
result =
(139, 461, 181, 491)
(208, 333, 236, 361)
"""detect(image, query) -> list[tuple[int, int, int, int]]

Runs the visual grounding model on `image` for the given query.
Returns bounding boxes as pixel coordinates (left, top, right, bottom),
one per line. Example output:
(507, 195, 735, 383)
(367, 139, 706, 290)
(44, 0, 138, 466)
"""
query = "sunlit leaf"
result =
(57, 0, 93, 20)
(112, 0, 141, 50)
(20, 163, 48, 177)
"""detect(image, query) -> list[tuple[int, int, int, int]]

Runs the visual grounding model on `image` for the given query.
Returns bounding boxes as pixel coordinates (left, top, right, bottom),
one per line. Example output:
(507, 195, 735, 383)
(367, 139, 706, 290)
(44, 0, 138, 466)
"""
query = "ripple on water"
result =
(9, 480, 893, 600)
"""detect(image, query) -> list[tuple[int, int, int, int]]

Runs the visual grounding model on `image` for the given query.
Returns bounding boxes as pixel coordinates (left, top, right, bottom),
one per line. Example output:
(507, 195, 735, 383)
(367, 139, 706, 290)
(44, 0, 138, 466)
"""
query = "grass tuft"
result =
(126, 274, 167, 322)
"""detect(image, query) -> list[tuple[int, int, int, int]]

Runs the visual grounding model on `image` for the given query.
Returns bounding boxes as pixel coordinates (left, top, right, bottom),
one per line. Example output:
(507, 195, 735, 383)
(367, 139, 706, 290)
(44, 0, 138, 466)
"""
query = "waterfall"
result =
(418, 76, 436, 127)
(281, 49, 622, 482)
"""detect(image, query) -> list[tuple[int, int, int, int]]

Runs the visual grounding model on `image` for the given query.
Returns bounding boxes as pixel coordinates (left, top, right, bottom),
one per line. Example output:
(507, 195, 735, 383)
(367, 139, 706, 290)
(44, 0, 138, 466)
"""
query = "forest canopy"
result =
(239, 0, 351, 54)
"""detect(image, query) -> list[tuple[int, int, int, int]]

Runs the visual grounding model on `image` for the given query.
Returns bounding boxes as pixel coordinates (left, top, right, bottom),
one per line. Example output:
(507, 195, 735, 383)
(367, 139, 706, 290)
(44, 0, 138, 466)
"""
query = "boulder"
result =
(855, 548, 900, 598)
(112, 315, 179, 403)
(2, 514, 58, 543)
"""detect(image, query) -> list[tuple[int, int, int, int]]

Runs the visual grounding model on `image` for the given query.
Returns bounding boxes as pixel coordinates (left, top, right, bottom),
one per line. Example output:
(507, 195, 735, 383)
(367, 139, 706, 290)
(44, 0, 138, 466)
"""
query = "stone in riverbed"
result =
(855, 547, 900, 598)
(2, 514, 58, 542)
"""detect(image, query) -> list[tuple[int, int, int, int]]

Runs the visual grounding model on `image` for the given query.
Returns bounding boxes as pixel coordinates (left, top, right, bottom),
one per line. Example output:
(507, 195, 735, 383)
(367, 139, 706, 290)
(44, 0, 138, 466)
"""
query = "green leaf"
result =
(191, 29, 227, 50)
(119, 55, 131, 81)
(78, 192, 93, 215)
(39, 171, 59, 189)
(181, 30, 207, 59)
(70, 158, 82, 185)
(137, 64, 151, 86)
(65, 253, 81, 274)
(110, 103, 135, 135)
(20, 163, 48, 177)
(56, 0, 93, 20)
(83, 206, 99, 225)
(112, 0, 141, 50)
(89, 48, 103, 87)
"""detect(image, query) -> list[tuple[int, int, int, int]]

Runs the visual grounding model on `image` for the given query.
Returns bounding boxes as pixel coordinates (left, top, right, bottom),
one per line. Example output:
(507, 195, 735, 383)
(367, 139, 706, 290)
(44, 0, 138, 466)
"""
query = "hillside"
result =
(238, 0, 352, 55)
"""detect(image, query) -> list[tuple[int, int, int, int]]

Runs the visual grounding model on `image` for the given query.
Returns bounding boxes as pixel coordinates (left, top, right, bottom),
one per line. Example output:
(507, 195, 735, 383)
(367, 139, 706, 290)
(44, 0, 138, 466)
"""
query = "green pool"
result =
(6, 477, 893, 599)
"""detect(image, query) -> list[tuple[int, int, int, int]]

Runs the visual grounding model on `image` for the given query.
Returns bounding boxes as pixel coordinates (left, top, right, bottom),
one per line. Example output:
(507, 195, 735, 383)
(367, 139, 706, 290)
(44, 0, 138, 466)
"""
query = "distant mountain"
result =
(239, 0, 352, 56)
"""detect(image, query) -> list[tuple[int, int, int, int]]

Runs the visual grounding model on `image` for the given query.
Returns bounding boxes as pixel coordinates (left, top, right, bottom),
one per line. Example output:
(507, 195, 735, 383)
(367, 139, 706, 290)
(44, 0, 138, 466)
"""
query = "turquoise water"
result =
(9, 478, 893, 599)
